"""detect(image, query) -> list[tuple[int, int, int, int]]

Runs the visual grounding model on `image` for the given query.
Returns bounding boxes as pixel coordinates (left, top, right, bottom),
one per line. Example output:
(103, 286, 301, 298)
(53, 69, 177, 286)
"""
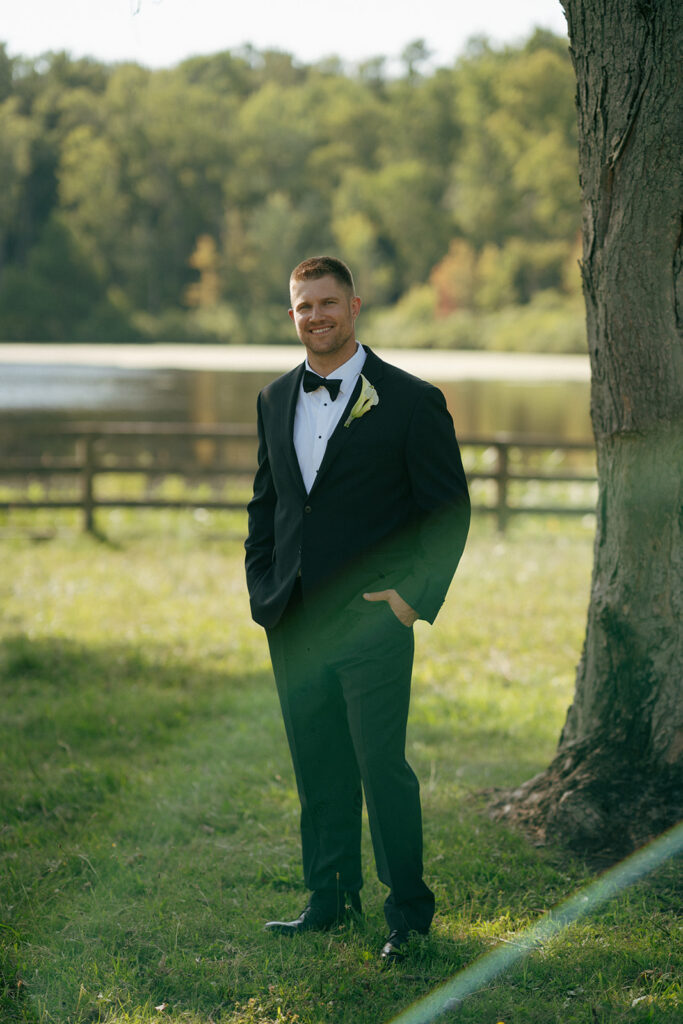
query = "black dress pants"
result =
(266, 588, 434, 934)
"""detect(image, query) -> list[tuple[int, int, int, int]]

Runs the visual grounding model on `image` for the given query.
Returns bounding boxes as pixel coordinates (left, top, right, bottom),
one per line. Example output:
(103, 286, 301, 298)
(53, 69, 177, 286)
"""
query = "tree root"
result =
(487, 740, 683, 868)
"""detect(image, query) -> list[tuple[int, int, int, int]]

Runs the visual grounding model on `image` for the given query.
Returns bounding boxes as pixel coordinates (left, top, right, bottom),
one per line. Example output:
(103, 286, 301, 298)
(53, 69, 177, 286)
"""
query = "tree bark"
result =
(492, 0, 683, 861)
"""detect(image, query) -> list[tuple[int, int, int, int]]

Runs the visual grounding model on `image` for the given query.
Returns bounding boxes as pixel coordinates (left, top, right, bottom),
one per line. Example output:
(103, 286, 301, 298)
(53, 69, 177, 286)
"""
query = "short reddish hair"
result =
(290, 255, 356, 295)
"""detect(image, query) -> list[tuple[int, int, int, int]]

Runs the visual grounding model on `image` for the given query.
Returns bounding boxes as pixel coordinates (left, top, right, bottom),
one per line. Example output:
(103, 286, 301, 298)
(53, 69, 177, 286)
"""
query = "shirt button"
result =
(304, 505, 312, 513)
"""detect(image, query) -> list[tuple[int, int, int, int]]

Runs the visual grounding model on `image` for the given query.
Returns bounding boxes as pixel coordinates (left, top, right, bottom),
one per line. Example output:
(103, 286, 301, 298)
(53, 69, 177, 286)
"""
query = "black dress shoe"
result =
(380, 928, 410, 962)
(265, 892, 362, 936)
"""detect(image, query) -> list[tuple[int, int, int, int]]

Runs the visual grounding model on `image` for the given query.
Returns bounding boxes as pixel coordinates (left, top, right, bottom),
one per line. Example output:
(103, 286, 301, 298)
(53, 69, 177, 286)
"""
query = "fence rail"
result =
(0, 422, 597, 533)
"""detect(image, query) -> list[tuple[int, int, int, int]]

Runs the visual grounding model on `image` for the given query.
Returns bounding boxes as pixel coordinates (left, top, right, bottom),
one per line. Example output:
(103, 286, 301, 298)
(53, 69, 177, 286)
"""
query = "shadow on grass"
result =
(0, 945, 38, 1024)
(0, 632, 275, 830)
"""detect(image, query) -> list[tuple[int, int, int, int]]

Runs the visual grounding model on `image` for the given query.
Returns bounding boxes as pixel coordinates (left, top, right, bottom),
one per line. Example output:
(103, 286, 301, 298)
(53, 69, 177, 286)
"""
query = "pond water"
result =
(0, 351, 593, 442)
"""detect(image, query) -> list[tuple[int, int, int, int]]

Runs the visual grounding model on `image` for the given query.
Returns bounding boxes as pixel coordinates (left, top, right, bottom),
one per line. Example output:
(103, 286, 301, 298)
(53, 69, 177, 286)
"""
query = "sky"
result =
(1, 0, 568, 71)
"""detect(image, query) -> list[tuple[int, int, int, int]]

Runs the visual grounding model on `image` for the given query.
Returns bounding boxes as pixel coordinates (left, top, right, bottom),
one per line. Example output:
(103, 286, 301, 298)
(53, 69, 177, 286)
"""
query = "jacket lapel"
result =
(281, 362, 307, 496)
(309, 346, 385, 496)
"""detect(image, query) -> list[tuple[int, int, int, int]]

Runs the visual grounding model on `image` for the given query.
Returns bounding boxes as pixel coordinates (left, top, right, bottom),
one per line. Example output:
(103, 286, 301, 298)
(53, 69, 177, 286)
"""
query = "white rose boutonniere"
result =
(344, 374, 379, 428)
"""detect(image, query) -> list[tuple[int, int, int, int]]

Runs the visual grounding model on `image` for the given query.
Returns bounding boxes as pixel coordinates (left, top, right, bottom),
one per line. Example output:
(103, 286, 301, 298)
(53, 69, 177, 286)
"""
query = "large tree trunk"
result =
(492, 0, 682, 861)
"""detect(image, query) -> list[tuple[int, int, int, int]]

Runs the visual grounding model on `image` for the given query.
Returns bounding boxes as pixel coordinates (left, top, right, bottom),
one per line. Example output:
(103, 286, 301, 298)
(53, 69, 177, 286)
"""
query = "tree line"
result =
(0, 30, 584, 349)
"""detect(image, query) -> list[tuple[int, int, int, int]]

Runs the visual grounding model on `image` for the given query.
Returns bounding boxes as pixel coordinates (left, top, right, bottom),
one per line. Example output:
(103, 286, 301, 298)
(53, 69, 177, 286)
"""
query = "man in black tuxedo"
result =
(245, 256, 470, 961)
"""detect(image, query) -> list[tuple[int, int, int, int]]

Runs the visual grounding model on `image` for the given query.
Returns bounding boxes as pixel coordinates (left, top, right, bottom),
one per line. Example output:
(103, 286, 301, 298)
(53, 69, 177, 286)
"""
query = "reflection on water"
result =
(440, 379, 590, 441)
(0, 363, 592, 441)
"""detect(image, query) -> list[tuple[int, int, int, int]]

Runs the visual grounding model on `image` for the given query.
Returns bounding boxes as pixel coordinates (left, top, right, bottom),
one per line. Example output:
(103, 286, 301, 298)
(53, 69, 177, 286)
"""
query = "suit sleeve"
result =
(244, 392, 277, 605)
(395, 386, 470, 623)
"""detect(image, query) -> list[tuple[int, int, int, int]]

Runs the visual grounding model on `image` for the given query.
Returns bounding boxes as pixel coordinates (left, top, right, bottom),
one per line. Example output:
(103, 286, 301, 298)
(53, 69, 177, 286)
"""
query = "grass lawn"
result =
(0, 511, 679, 1024)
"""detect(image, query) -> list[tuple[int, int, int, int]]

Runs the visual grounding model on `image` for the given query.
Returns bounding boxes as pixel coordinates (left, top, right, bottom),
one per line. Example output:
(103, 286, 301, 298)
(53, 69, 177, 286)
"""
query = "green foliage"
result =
(0, 517, 679, 1023)
(449, 31, 578, 247)
(0, 33, 581, 348)
(0, 214, 134, 341)
(366, 288, 586, 352)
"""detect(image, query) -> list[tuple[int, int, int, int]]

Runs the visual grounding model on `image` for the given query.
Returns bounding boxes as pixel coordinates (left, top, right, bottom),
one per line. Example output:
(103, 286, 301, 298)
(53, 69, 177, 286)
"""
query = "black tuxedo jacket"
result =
(245, 346, 470, 631)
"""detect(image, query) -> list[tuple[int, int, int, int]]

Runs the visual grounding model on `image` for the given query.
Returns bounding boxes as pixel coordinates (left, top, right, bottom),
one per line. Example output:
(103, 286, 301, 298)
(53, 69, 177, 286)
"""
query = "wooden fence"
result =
(0, 422, 597, 533)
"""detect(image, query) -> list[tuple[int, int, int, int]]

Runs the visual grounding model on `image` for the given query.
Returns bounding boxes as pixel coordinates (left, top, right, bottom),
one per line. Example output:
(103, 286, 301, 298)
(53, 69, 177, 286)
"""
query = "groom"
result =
(245, 256, 470, 961)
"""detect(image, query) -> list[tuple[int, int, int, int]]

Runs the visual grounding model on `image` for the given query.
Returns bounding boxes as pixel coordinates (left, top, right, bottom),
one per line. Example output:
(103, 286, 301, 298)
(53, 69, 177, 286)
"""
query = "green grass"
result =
(0, 512, 680, 1024)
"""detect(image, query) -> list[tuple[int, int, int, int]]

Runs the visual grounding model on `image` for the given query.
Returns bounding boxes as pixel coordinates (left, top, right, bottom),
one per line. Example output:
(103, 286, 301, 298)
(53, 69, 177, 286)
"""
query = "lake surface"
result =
(0, 345, 593, 442)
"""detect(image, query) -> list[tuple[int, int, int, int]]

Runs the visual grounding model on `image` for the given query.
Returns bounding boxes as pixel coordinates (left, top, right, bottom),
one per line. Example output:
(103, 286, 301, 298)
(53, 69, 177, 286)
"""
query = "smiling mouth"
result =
(310, 326, 334, 335)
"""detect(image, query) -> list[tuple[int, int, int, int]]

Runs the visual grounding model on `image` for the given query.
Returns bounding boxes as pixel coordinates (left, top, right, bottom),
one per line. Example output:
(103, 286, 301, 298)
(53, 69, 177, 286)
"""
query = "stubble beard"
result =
(302, 322, 356, 367)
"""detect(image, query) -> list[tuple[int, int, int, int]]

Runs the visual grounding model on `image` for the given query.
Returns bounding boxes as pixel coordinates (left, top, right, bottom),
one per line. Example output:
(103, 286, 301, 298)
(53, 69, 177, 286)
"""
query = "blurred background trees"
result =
(0, 30, 584, 349)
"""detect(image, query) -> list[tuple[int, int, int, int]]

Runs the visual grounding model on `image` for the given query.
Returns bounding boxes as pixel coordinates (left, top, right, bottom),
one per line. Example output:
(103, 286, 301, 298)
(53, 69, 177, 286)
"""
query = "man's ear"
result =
(288, 308, 295, 322)
(351, 296, 361, 319)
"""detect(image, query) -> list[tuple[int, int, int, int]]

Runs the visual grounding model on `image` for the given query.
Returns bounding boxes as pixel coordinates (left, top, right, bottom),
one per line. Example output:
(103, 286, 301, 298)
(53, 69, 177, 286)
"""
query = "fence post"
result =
(79, 436, 95, 534)
(496, 442, 509, 533)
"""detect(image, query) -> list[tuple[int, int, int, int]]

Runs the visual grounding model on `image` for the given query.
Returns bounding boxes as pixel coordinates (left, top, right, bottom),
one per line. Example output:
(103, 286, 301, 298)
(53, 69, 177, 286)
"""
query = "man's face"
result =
(289, 274, 361, 368)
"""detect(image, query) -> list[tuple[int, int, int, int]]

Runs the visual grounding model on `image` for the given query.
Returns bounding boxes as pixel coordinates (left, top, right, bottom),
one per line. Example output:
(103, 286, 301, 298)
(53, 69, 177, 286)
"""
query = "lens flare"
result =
(389, 822, 683, 1024)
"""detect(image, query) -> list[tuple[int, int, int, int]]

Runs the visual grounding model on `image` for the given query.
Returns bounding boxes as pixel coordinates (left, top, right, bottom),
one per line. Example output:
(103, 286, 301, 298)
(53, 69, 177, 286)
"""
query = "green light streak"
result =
(389, 822, 683, 1024)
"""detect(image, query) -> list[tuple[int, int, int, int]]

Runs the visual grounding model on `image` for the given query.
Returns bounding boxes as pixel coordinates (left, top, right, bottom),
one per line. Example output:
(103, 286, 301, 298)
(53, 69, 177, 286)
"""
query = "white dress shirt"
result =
(293, 342, 367, 493)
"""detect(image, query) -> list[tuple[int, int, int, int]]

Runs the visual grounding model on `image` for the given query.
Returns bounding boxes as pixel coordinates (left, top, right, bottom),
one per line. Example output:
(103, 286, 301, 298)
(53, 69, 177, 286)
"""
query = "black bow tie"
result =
(303, 370, 342, 400)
